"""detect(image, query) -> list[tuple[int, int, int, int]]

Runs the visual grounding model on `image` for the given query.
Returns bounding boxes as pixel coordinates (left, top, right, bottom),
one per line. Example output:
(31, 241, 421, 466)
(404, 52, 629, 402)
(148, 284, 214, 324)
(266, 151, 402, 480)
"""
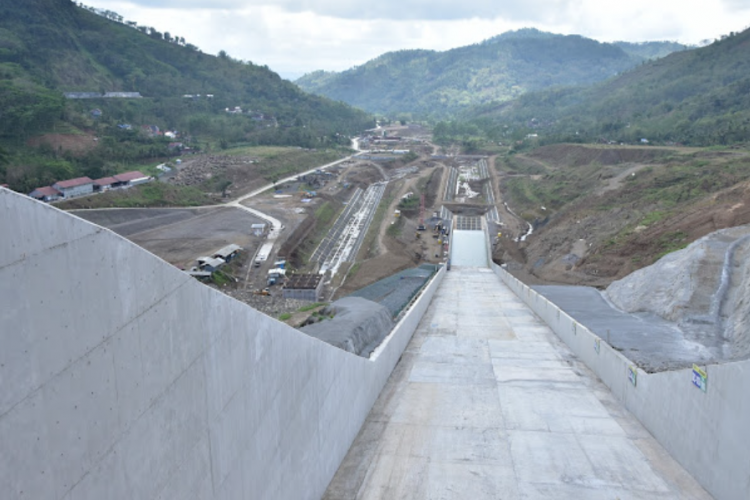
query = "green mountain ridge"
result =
(470, 27, 750, 146)
(295, 29, 688, 118)
(0, 0, 373, 191)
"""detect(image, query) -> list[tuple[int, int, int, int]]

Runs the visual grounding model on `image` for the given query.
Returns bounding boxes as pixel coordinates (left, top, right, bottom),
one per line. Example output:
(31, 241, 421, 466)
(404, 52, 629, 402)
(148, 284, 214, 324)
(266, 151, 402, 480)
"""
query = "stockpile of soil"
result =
(223, 288, 312, 317)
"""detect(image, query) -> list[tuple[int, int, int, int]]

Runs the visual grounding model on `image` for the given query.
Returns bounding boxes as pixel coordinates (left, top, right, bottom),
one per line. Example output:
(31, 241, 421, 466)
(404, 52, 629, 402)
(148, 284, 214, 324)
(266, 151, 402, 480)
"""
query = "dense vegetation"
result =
(0, 0, 373, 191)
(296, 29, 687, 118)
(452, 28, 750, 148)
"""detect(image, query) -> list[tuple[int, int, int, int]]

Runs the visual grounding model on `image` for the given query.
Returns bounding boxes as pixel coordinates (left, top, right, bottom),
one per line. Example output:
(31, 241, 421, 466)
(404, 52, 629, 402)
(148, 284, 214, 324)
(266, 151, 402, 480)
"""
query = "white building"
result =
(53, 177, 94, 198)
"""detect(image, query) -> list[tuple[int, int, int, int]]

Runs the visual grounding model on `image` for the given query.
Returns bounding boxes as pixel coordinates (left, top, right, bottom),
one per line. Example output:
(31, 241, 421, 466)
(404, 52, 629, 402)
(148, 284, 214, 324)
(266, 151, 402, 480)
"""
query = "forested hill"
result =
(0, 0, 372, 144)
(472, 27, 750, 146)
(295, 29, 687, 118)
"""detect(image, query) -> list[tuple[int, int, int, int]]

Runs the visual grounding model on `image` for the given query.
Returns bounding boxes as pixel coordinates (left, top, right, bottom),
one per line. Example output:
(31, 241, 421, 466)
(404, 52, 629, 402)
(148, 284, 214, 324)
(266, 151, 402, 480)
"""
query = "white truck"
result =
(254, 242, 274, 268)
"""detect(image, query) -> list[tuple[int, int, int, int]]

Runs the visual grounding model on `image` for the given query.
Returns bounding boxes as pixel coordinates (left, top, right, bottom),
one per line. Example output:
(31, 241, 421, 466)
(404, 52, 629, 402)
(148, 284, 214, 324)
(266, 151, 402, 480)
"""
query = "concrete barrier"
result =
(492, 263, 750, 500)
(483, 218, 493, 267)
(0, 188, 445, 500)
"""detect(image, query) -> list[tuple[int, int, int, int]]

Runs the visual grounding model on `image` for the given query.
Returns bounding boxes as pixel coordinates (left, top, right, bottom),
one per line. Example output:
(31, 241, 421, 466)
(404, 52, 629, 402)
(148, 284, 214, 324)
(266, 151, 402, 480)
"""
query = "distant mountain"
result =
(295, 29, 687, 117)
(614, 41, 691, 61)
(474, 28, 750, 146)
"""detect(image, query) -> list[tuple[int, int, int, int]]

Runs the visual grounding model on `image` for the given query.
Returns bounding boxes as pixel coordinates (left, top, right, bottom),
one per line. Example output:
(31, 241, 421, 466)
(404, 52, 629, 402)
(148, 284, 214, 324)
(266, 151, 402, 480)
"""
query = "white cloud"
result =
(90, 1, 750, 79)
(99, 0, 577, 21)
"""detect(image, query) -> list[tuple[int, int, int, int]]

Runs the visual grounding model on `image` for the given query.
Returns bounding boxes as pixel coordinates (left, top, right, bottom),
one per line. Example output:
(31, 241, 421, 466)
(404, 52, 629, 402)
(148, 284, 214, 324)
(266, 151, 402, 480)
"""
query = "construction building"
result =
(53, 177, 95, 198)
(29, 186, 62, 201)
(213, 244, 242, 262)
(282, 274, 324, 301)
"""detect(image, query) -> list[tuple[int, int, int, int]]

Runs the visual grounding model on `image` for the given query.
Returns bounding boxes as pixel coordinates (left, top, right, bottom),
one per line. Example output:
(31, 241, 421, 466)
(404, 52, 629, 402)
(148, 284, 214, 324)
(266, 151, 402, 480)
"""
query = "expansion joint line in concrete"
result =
(0, 226, 103, 272)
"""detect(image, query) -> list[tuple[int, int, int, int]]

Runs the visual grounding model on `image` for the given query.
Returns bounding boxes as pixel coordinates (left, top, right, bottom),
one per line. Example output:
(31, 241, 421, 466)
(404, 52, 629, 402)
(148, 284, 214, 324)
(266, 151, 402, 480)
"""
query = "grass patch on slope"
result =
(55, 182, 211, 209)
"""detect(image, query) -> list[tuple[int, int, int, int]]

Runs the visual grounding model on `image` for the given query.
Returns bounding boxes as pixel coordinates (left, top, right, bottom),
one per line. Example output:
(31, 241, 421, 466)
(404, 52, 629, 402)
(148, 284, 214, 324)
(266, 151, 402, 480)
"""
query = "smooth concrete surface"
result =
(495, 264, 750, 500)
(0, 188, 445, 500)
(450, 230, 488, 267)
(324, 268, 711, 499)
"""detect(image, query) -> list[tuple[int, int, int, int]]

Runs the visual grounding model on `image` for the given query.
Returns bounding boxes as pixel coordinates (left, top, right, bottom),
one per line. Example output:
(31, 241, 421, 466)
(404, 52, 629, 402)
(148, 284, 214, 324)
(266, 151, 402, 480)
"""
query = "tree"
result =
(218, 179, 232, 197)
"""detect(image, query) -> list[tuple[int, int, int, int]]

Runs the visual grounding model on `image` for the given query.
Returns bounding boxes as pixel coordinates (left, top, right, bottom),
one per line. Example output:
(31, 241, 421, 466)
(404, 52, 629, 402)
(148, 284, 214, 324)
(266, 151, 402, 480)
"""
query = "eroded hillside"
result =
(494, 144, 750, 287)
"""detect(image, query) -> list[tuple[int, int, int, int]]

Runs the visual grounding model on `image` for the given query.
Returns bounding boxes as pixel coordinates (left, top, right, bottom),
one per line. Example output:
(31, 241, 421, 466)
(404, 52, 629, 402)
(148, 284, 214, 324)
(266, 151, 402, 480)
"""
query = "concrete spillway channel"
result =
(324, 234, 711, 499)
(2, 187, 743, 500)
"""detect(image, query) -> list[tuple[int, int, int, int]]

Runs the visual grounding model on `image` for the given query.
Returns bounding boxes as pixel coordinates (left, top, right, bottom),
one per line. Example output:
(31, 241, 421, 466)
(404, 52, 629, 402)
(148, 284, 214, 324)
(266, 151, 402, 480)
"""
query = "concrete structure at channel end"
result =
(0, 188, 446, 499)
(492, 263, 750, 500)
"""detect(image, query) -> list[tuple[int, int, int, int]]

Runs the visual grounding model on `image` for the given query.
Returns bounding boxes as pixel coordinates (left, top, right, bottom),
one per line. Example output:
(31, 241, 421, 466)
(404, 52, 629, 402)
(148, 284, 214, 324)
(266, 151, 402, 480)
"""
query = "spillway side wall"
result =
(0, 188, 444, 500)
(492, 263, 750, 500)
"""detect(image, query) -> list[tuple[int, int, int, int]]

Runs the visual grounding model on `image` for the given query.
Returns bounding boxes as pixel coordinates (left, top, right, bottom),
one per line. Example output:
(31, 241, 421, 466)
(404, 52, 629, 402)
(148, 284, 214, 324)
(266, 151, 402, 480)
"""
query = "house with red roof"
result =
(29, 186, 62, 202)
(113, 171, 150, 187)
(93, 176, 119, 192)
(53, 177, 94, 198)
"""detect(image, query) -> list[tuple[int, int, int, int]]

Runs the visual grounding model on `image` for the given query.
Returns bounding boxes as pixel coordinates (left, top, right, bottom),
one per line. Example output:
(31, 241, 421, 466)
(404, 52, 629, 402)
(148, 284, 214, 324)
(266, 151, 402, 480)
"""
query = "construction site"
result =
(67, 125, 475, 322)
(4, 126, 750, 499)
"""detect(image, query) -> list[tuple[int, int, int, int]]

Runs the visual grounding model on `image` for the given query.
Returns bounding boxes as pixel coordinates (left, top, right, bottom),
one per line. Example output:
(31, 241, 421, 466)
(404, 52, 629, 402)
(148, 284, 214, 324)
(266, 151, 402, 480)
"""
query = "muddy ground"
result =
(74, 207, 266, 267)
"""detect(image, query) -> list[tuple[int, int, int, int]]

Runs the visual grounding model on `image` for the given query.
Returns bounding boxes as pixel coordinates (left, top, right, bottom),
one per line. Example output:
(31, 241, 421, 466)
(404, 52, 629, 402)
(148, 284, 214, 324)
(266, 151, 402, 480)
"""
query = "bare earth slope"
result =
(495, 144, 750, 287)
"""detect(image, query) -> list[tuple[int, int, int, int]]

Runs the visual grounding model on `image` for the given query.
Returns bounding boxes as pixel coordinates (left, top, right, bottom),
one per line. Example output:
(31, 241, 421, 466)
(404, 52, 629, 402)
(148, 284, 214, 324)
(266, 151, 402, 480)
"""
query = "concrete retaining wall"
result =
(492, 263, 750, 500)
(0, 189, 445, 500)
(483, 218, 493, 268)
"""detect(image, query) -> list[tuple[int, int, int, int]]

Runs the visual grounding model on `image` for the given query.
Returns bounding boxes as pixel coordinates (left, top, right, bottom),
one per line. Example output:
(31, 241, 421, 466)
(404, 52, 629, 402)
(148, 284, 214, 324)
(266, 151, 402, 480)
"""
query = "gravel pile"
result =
(222, 287, 310, 317)
(168, 155, 259, 188)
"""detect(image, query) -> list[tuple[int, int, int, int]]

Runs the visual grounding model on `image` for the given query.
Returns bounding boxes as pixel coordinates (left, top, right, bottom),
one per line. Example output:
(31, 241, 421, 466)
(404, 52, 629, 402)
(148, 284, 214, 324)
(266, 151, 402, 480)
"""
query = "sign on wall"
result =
(628, 365, 637, 387)
(692, 364, 708, 393)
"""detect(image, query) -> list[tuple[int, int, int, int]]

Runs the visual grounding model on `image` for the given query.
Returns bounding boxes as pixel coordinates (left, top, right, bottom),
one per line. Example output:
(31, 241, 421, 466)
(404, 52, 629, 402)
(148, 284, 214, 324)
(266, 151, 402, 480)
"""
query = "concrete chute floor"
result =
(323, 267, 711, 499)
(450, 216, 488, 267)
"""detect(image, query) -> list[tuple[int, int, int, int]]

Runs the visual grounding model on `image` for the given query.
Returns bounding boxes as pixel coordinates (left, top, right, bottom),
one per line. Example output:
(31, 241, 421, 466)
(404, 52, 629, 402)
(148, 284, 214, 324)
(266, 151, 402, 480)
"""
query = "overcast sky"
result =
(90, 0, 750, 80)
